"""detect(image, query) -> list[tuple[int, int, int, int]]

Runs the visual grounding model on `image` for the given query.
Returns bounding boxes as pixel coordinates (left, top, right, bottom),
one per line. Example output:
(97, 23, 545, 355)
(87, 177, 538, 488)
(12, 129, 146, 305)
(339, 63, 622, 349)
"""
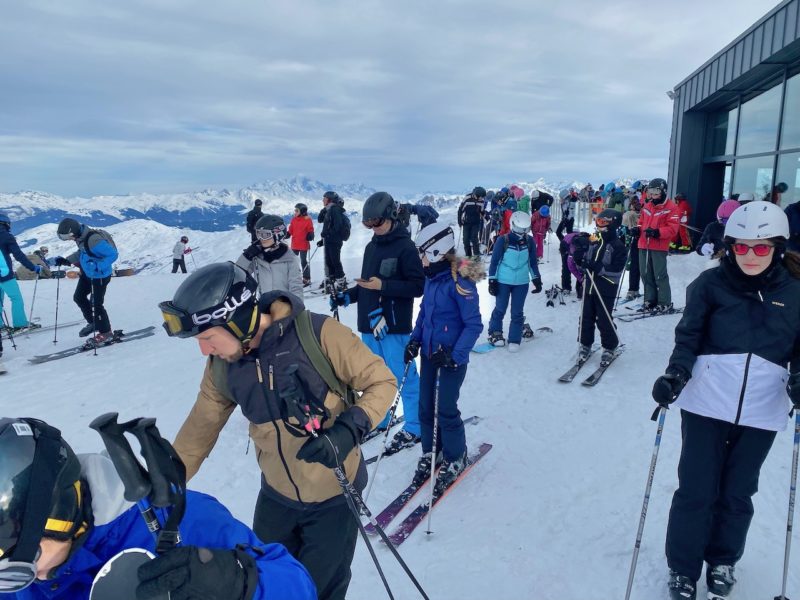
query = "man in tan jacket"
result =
(15, 246, 52, 280)
(159, 261, 395, 600)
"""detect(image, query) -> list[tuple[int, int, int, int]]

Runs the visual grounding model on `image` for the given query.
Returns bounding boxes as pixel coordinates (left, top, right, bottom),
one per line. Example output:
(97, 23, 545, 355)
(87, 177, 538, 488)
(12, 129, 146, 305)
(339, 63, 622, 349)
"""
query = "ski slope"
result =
(2, 213, 798, 600)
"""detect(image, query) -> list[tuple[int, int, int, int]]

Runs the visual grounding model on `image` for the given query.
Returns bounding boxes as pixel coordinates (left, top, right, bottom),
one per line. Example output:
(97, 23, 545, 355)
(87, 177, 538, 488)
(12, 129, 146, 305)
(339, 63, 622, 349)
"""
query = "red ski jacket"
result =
(287, 216, 314, 251)
(638, 199, 680, 252)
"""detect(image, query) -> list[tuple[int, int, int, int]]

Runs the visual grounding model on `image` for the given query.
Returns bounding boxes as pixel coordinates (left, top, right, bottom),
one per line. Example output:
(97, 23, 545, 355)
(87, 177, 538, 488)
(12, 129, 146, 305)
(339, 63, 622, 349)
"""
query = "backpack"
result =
(340, 212, 351, 241)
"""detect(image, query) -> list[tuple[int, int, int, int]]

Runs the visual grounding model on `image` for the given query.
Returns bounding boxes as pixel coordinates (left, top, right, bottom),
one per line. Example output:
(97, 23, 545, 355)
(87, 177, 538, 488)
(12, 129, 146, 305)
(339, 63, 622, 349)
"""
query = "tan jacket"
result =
(173, 295, 396, 507)
(16, 252, 51, 280)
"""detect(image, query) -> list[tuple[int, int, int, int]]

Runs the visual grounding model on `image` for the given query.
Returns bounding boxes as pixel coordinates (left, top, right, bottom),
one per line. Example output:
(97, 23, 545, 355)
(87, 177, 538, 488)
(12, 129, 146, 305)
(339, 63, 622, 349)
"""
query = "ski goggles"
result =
(0, 556, 38, 592)
(595, 217, 614, 228)
(255, 227, 281, 242)
(57, 232, 75, 241)
(362, 217, 386, 229)
(731, 242, 774, 257)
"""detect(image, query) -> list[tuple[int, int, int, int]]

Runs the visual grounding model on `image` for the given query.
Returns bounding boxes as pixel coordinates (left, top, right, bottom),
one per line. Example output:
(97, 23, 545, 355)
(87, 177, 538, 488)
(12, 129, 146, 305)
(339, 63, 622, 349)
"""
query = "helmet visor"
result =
(0, 559, 37, 592)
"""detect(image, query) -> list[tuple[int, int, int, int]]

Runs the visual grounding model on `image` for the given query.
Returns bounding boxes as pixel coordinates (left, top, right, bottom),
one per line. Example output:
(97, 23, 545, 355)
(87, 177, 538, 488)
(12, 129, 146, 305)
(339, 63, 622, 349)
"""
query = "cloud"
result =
(0, 0, 776, 195)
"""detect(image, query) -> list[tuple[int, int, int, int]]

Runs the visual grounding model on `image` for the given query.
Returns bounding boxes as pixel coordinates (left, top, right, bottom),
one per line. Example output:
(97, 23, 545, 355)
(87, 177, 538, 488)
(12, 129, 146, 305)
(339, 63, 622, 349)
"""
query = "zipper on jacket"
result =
(269, 364, 274, 390)
(735, 353, 752, 425)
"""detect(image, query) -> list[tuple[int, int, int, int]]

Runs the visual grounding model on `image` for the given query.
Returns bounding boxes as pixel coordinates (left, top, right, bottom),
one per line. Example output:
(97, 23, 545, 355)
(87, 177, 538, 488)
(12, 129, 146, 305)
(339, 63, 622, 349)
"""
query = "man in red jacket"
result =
(287, 202, 315, 286)
(638, 178, 680, 312)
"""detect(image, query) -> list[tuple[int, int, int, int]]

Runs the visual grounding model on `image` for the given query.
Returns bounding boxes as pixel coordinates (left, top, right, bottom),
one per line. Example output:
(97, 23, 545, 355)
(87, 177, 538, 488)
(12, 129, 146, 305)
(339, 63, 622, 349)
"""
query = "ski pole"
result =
(53, 266, 62, 344)
(189, 252, 197, 270)
(90, 278, 98, 356)
(329, 276, 339, 322)
(28, 273, 39, 324)
(624, 405, 667, 600)
(426, 367, 441, 536)
(1, 310, 16, 350)
(586, 270, 620, 341)
(576, 272, 587, 343)
(775, 411, 800, 600)
(365, 362, 412, 503)
(613, 244, 633, 312)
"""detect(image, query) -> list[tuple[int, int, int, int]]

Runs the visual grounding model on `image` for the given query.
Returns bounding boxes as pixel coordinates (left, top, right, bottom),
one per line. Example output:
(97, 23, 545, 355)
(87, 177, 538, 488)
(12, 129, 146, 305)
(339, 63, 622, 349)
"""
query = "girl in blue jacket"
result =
(404, 222, 484, 495)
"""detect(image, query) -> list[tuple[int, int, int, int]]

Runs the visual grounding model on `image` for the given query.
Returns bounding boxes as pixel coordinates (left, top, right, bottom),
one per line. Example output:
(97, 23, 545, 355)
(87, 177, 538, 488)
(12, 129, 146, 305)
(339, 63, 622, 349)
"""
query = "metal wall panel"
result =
(776, 8, 787, 52)
(764, 16, 775, 56)
(754, 26, 765, 64)
(787, 1, 798, 45)
(743, 33, 754, 71)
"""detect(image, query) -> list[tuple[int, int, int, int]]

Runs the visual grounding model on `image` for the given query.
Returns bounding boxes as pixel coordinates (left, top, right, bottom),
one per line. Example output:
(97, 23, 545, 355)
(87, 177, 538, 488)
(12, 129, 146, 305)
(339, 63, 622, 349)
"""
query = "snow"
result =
(3, 209, 798, 600)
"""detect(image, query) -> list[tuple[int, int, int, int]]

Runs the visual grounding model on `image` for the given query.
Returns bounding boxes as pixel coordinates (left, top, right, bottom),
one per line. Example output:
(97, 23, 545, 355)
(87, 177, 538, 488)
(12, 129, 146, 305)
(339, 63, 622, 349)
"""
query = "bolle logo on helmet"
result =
(191, 289, 253, 326)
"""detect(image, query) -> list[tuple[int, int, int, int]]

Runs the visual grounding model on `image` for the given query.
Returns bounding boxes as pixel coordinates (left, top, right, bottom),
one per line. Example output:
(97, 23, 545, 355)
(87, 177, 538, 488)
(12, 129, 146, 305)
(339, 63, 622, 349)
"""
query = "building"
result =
(668, 0, 800, 226)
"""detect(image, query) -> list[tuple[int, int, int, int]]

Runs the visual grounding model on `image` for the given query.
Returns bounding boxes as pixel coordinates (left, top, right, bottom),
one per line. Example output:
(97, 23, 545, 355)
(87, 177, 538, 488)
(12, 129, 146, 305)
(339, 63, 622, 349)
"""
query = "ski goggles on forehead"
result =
(731, 242, 774, 256)
(0, 556, 38, 592)
(362, 217, 386, 229)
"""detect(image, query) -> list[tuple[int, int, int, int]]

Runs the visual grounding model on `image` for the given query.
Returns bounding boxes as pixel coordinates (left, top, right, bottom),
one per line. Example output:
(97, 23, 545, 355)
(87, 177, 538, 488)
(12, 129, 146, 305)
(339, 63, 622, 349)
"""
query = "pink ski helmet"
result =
(716, 199, 741, 224)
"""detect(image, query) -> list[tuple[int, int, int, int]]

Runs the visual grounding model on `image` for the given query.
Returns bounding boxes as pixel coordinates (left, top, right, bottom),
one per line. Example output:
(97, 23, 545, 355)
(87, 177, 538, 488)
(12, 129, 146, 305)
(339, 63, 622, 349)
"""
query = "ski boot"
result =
(433, 450, 468, 497)
(411, 451, 442, 487)
(383, 430, 420, 456)
(335, 277, 348, 290)
(654, 302, 674, 314)
(705, 564, 735, 599)
(625, 290, 641, 301)
(507, 343, 520, 353)
(578, 344, 592, 362)
(600, 347, 618, 366)
(668, 571, 696, 599)
(302, 278, 311, 287)
(488, 331, 506, 347)
(640, 301, 657, 313)
(522, 323, 534, 339)
(78, 322, 96, 337)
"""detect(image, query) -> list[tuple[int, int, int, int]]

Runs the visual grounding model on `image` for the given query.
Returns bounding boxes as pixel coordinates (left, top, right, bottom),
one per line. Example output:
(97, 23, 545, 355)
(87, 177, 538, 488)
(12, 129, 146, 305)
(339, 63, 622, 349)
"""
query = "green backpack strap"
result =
(295, 310, 355, 408)
(209, 355, 234, 403)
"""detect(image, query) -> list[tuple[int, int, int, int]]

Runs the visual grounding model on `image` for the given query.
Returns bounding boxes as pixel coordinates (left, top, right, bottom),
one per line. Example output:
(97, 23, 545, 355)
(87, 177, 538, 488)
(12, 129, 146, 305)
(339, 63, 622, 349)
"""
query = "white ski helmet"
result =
(736, 192, 755, 203)
(724, 200, 789, 240)
(415, 222, 455, 262)
(510, 211, 531, 235)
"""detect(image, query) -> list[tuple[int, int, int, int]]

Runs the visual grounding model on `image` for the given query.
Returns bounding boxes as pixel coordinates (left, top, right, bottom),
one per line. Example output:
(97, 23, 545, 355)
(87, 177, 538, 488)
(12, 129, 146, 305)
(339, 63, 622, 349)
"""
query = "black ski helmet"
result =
(0, 418, 84, 586)
(295, 203, 308, 216)
(472, 186, 487, 198)
(254, 214, 287, 243)
(180, 236, 189, 243)
(57, 218, 81, 241)
(595, 208, 622, 233)
(323, 191, 340, 204)
(647, 178, 667, 202)
(362, 192, 398, 223)
(254, 199, 263, 207)
(159, 262, 259, 342)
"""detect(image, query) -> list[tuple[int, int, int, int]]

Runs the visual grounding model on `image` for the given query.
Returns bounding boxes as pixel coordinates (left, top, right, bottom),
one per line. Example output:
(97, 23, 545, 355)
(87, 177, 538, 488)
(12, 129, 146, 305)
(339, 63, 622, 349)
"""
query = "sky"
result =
(0, 0, 781, 197)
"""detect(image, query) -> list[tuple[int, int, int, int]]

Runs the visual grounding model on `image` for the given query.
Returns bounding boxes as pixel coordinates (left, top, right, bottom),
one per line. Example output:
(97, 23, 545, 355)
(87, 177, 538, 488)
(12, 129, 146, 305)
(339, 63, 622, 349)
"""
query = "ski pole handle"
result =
(90, 413, 152, 502)
(130, 418, 173, 507)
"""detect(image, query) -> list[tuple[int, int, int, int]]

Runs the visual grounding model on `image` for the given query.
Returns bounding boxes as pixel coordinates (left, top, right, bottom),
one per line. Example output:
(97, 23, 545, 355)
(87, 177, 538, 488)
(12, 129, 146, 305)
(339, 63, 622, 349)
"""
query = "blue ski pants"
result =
(0, 278, 29, 328)
(418, 355, 467, 461)
(488, 282, 528, 344)
(361, 333, 421, 437)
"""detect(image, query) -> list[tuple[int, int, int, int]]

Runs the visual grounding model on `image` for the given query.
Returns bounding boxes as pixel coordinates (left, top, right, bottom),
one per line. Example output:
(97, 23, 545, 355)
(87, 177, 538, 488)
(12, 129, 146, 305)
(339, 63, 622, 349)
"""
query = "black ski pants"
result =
(627, 238, 640, 293)
(324, 240, 344, 280)
(171, 258, 186, 273)
(293, 249, 310, 281)
(579, 283, 617, 350)
(462, 223, 480, 257)
(555, 216, 574, 240)
(74, 273, 111, 334)
(666, 410, 776, 582)
(253, 492, 358, 600)
(559, 240, 572, 291)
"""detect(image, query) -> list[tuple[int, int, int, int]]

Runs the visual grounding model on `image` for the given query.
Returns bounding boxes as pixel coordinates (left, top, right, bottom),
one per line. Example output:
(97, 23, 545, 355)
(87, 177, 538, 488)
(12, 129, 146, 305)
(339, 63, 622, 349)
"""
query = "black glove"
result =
(630, 226, 641, 239)
(54, 256, 70, 267)
(530, 277, 542, 294)
(137, 546, 256, 600)
(316, 239, 324, 247)
(404, 339, 420, 364)
(645, 227, 660, 239)
(242, 244, 261, 261)
(488, 279, 498, 296)
(788, 372, 800, 410)
(652, 368, 689, 406)
(296, 418, 358, 469)
(431, 346, 457, 370)
(306, 231, 314, 242)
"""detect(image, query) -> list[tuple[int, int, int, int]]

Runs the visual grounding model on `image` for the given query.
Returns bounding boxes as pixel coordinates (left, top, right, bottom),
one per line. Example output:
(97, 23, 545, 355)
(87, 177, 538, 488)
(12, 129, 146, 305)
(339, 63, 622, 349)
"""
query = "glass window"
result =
(732, 155, 774, 201)
(736, 83, 782, 155)
(775, 151, 800, 207)
(723, 163, 732, 199)
(705, 107, 738, 156)
(780, 73, 800, 150)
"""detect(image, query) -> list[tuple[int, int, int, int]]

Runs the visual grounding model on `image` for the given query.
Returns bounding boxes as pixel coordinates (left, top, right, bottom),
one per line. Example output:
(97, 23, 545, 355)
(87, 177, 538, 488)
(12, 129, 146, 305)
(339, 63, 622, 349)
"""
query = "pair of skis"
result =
(365, 415, 481, 465)
(616, 307, 684, 323)
(472, 326, 553, 354)
(558, 345, 625, 386)
(28, 326, 157, 364)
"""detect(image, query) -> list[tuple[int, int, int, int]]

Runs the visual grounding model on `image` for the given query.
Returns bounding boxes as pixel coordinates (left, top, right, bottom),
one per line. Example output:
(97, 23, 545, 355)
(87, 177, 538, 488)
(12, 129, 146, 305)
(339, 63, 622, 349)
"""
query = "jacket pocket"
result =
(379, 258, 398, 278)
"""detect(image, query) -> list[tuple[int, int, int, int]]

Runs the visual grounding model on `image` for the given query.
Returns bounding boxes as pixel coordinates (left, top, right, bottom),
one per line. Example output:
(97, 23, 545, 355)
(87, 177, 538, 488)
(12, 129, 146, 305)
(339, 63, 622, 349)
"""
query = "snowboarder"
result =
(330, 192, 425, 453)
(0, 417, 315, 599)
(287, 203, 315, 286)
(245, 198, 263, 242)
(697, 199, 740, 259)
(621, 196, 642, 301)
(159, 262, 395, 600)
(638, 178, 680, 312)
(15, 246, 52, 280)
(171, 236, 191, 274)
(405, 222, 484, 495)
(0, 212, 42, 331)
(458, 187, 485, 257)
(652, 201, 800, 600)
(237, 214, 304, 298)
(54, 218, 118, 343)
(486, 211, 543, 351)
(577, 210, 626, 364)
(530, 205, 551, 261)
(316, 191, 349, 289)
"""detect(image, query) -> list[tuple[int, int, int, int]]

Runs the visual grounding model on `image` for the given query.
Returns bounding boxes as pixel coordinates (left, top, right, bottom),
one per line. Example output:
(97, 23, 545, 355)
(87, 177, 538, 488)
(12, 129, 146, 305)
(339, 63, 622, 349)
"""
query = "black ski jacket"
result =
(346, 224, 425, 334)
(696, 220, 725, 256)
(320, 203, 347, 243)
(458, 196, 483, 226)
(246, 208, 263, 234)
(0, 228, 37, 283)
(583, 231, 626, 296)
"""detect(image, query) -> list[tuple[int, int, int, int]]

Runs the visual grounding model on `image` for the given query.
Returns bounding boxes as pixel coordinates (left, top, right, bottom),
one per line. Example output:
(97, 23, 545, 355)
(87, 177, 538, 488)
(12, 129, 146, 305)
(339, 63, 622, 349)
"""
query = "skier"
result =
(670, 193, 693, 252)
(565, 231, 592, 298)
(0, 417, 315, 599)
(171, 235, 191, 274)
(15, 247, 51, 280)
(697, 199, 740, 259)
(577, 209, 626, 364)
(0, 212, 42, 331)
(637, 178, 680, 312)
(530, 205, 551, 261)
(652, 201, 800, 600)
(405, 222, 484, 495)
(330, 192, 425, 453)
(555, 190, 576, 239)
(245, 198, 263, 242)
(287, 203, 315, 286)
(0, 251, 6, 374)
(237, 214, 304, 298)
(316, 191, 349, 290)
(409, 202, 439, 229)
(530, 190, 554, 213)
(160, 262, 395, 600)
(457, 186, 485, 258)
(517, 193, 531, 214)
(621, 196, 642, 301)
(486, 211, 543, 351)
(54, 218, 118, 342)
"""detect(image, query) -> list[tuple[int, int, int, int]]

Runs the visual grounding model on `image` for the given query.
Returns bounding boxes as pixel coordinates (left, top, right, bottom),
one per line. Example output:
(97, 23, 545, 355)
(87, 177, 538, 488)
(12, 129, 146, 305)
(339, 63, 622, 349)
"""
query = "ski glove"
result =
(630, 226, 641, 239)
(431, 346, 457, 370)
(645, 228, 660, 239)
(652, 368, 689, 406)
(788, 372, 800, 410)
(368, 307, 388, 340)
(488, 278, 498, 296)
(137, 546, 257, 600)
(242, 243, 261, 261)
(404, 339, 420, 364)
(701, 243, 715, 257)
(296, 418, 358, 469)
(329, 291, 350, 311)
(316, 239, 324, 247)
(54, 256, 70, 267)
(530, 277, 543, 294)
(33, 265, 42, 274)
(306, 231, 315, 241)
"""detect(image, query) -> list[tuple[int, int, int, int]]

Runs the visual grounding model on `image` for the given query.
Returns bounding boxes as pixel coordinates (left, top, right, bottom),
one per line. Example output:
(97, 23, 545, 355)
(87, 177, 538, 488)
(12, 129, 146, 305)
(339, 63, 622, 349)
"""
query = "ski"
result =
(617, 307, 684, 322)
(1, 319, 83, 340)
(29, 327, 156, 364)
(361, 415, 405, 444)
(580, 345, 626, 386)
(557, 345, 600, 383)
(385, 442, 493, 547)
(365, 416, 481, 465)
(472, 327, 553, 354)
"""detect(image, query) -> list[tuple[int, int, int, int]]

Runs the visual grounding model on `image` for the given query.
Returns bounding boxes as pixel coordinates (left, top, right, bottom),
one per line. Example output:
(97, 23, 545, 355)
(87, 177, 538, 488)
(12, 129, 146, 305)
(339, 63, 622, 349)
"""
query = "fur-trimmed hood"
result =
(451, 256, 486, 282)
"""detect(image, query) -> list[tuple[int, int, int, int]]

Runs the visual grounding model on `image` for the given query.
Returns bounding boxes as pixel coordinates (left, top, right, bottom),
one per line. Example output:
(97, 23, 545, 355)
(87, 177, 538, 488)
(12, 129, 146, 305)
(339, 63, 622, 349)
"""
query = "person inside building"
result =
(15, 247, 51, 280)
(246, 199, 264, 243)
(0, 416, 316, 599)
(458, 187, 486, 258)
(237, 215, 303, 298)
(317, 191, 349, 291)
(785, 199, 800, 252)
(0, 212, 42, 332)
(159, 262, 395, 600)
(287, 203, 315, 287)
(637, 178, 680, 312)
(171, 236, 191, 274)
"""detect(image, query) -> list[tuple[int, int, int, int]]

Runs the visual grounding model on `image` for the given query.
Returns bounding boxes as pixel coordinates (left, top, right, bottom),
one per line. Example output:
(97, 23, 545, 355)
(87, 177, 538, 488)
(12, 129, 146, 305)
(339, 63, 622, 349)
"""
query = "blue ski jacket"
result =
(488, 232, 540, 286)
(0, 228, 37, 283)
(65, 226, 118, 279)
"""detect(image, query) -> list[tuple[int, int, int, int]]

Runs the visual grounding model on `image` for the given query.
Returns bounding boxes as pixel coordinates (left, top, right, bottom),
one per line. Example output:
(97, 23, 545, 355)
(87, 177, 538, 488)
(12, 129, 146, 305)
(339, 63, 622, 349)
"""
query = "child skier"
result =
(404, 222, 484, 495)
(487, 211, 543, 351)
(530, 205, 551, 260)
(578, 209, 626, 364)
(696, 199, 740, 259)
(652, 201, 800, 600)
(236, 214, 304, 298)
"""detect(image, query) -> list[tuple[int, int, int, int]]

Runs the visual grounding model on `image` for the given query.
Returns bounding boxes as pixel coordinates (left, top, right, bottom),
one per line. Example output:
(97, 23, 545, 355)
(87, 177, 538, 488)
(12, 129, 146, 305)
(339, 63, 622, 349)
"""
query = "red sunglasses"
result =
(731, 243, 774, 257)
